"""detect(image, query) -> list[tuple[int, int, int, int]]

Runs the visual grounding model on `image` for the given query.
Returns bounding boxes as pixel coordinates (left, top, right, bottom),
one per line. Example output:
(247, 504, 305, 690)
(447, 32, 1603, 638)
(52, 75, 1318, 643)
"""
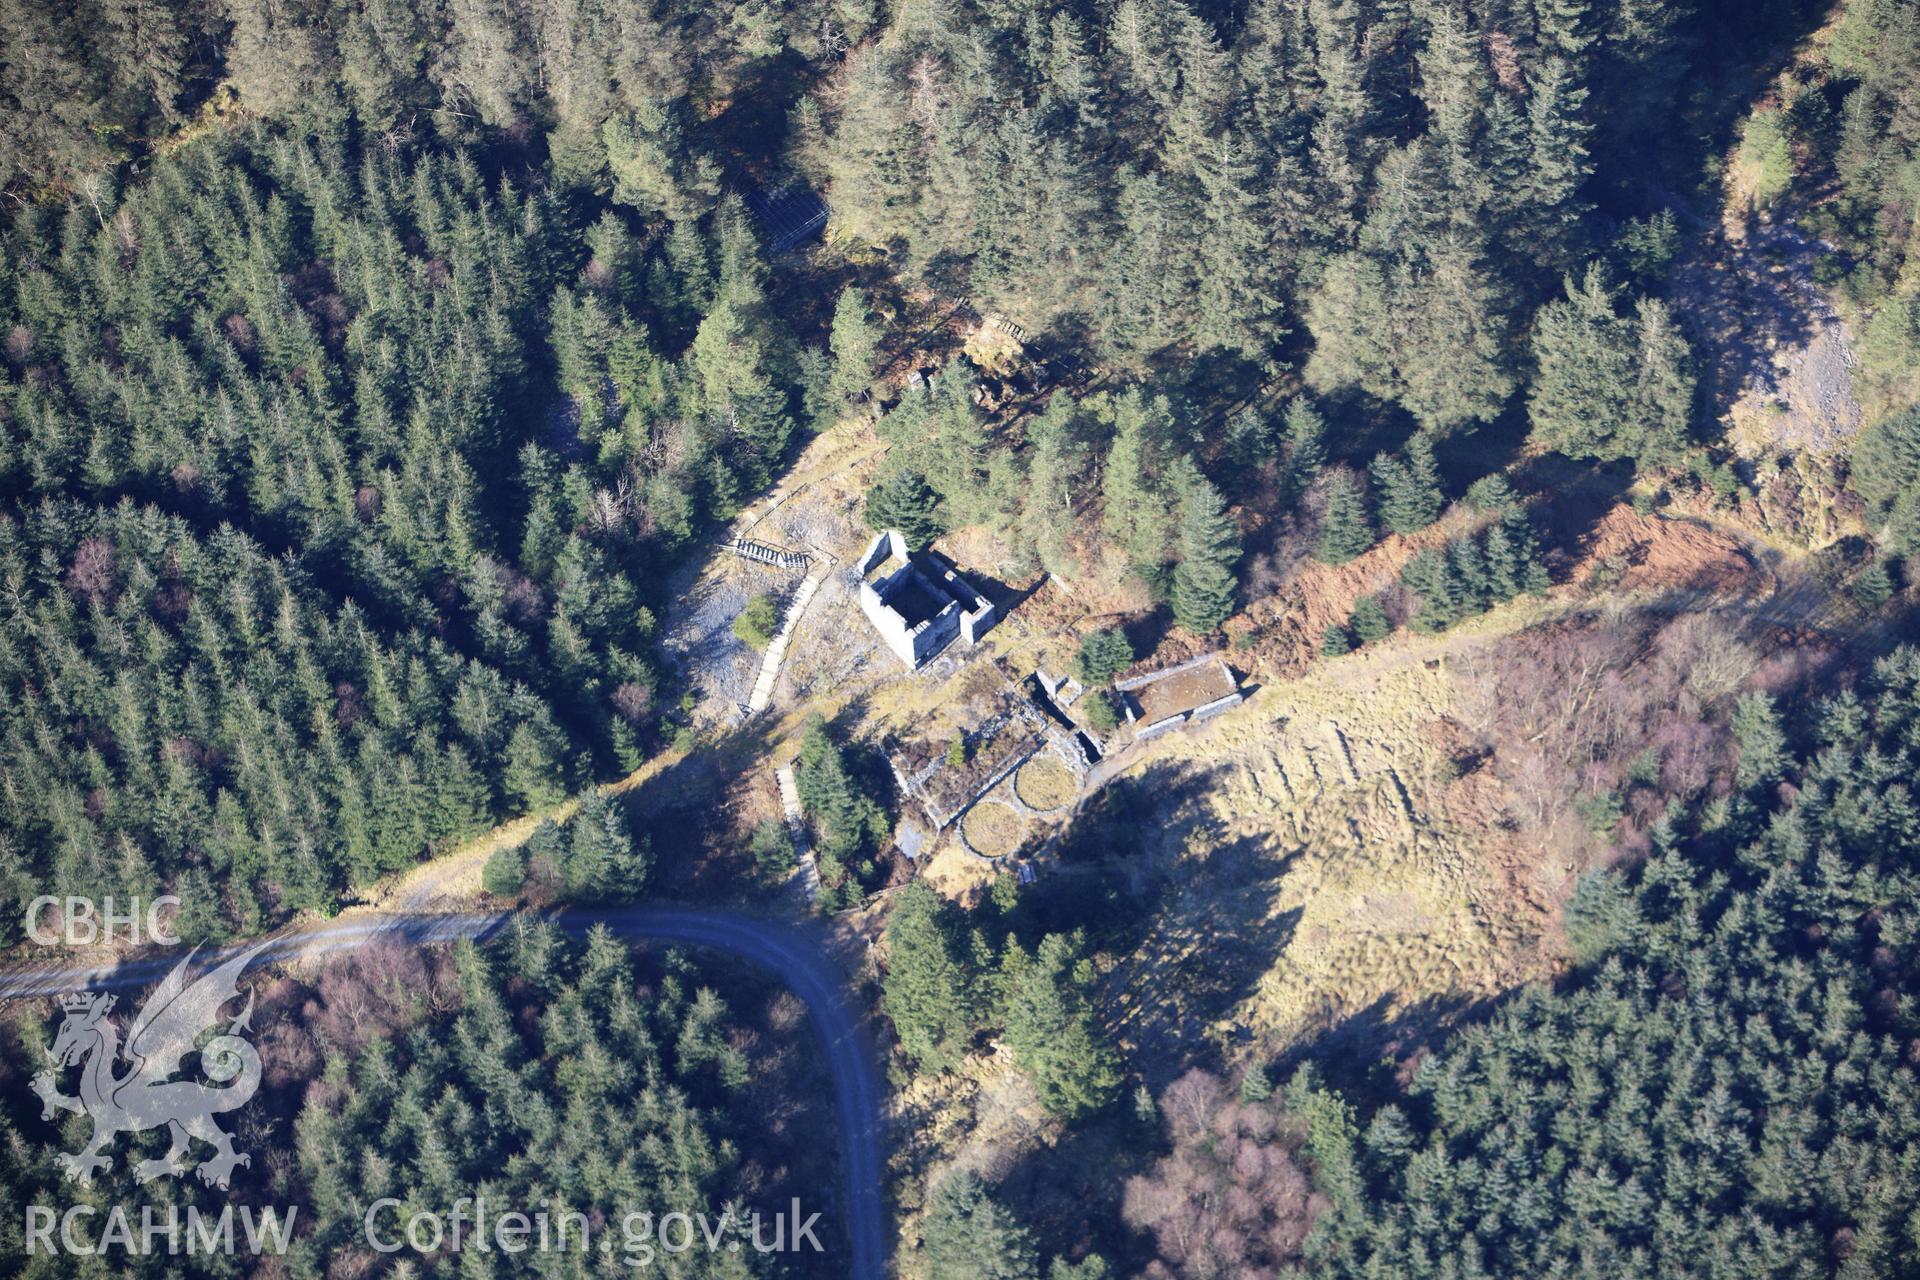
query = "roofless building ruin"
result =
(857, 531, 997, 669)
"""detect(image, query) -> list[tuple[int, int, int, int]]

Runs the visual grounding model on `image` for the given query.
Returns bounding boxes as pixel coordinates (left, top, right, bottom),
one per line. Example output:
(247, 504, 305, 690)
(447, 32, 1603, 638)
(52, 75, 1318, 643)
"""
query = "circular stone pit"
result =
(960, 801, 1027, 860)
(1014, 755, 1079, 812)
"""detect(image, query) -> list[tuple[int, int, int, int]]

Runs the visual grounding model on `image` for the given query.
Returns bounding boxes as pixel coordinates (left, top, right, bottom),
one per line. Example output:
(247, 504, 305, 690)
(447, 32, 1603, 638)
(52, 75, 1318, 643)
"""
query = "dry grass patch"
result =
(961, 801, 1026, 859)
(1015, 755, 1078, 811)
(1099, 639, 1558, 1076)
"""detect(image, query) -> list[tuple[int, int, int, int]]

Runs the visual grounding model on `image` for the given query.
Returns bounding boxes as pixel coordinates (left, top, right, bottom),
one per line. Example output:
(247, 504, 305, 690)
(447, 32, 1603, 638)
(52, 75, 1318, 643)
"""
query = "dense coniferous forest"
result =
(0, 134, 806, 936)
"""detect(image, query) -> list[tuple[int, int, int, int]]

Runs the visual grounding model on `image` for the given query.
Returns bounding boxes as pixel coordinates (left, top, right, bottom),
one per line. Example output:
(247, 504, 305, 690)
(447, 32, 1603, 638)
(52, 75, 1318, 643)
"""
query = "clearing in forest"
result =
(1096, 641, 1546, 1080)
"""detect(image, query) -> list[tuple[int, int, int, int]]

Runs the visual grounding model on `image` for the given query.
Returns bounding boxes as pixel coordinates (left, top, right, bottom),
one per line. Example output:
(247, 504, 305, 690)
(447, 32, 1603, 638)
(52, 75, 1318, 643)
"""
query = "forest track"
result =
(0, 905, 889, 1280)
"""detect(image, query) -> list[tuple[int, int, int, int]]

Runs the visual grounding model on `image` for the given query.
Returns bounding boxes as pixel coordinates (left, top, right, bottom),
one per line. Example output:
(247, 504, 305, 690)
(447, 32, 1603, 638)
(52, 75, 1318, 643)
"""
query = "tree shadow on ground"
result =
(612, 702, 801, 904)
(992, 1102, 1163, 1276)
(1037, 760, 1304, 1090)
(1102, 840, 1301, 1093)
(1118, 609, 1174, 663)
(1441, 394, 1532, 491)
(1511, 453, 1637, 578)
(1310, 386, 1423, 464)
(975, 758, 1320, 1275)
(1160, 348, 1267, 428)
(953, 561, 1045, 616)
(1267, 987, 1521, 1111)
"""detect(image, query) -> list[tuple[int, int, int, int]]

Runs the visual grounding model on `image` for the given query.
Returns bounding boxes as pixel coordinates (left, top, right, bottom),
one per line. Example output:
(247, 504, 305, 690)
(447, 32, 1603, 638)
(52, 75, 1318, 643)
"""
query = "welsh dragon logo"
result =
(30, 943, 269, 1189)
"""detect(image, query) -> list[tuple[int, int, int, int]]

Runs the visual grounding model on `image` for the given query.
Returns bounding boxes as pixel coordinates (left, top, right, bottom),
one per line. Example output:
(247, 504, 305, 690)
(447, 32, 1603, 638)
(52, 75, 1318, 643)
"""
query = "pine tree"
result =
(1372, 432, 1444, 534)
(1522, 56, 1595, 271)
(1500, 506, 1552, 593)
(1317, 470, 1376, 564)
(1001, 933, 1122, 1120)
(1482, 517, 1522, 598)
(1731, 692, 1788, 793)
(1075, 629, 1135, 685)
(1307, 217, 1517, 434)
(1100, 389, 1174, 569)
(171, 867, 226, 943)
(1854, 560, 1895, 608)
(1537, 0, 1597, 57)
(483, 844, 525, 897)
(1170, 456, 1240, 633)
(1323, 624, 1353, 656)
(563, 791, 648, 901)
(1851, 407, 1920, 554)
(1402, 548, 1463, 632)
(1280, 396, 1329, 500)
(882, 884, 977, 1073)
(1308, 3, 1376, 230)
(928, 362, 991, 521)
(1627, 297, 1695, 469)
(502, 719, 568, 810)
(1189, 128, 1282, 357)
(1369, 452, 1411, 528)
(1350, 595, 1391, 644)
(794, 716, 885, 867)
(1240, 1061, 1274, 1102)
(829, 286, 884, 403)
(1227, 404, 1273, 469)
(1398, 236, 1519, 432)
(1022, 395, 1090, 576)
(603, 97, 722, 221)
(922, 1171, 1040, 1280)
(1465, 473, 1519, 510)
(795, 345, 837, 430)
(337, 0, 432, 132)
(1415, 0, 1490, 179)
(1530, 264, 1645, 464)
(1406, 431, 1445, 521)
(1448, 535, 1491, 611)
(865, 469, 945, 550)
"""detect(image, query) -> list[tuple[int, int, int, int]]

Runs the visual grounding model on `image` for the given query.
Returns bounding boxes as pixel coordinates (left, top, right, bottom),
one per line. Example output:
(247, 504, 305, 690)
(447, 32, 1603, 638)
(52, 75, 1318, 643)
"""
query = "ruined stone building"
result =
(1116, 653, 1244, 739)
(856, 531, 996, 668)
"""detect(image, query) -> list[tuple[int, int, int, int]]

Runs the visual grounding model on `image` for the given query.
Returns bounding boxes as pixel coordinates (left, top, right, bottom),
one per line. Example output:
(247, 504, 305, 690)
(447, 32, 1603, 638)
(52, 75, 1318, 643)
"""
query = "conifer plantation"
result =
(0, 137, 799, 938)
(4, 924, 843, 1278)
(1287, 654, 1920, 1277)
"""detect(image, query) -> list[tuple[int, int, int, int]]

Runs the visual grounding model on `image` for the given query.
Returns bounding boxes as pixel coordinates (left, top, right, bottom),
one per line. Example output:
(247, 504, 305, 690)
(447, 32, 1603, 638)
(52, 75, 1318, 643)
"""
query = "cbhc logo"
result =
(25, 896, 181, 946)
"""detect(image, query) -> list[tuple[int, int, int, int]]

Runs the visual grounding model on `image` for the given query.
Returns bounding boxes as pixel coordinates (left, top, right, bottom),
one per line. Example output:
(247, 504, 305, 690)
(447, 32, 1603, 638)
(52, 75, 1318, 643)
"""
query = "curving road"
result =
(0, 906, 888, 1280)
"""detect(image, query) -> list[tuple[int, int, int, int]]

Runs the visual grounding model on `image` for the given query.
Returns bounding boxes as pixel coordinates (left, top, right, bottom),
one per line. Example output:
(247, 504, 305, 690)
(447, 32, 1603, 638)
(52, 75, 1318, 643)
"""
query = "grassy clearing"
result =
(1099, 629, 1553, 1077)
(962, 801, 1026, 859)
(1014, 756, 1078, 811)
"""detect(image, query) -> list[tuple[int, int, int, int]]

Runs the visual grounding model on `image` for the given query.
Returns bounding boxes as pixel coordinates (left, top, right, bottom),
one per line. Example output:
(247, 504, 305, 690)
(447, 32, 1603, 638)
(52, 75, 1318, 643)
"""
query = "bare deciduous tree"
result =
(1123, 1069, 1326, 1279)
